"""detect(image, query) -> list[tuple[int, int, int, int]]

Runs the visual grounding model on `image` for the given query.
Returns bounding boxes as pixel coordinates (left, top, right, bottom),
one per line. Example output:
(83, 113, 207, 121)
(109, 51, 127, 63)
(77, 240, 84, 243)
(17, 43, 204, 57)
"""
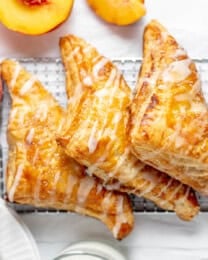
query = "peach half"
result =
(87, 0, 146, 26)
(0, 0, 74, 35)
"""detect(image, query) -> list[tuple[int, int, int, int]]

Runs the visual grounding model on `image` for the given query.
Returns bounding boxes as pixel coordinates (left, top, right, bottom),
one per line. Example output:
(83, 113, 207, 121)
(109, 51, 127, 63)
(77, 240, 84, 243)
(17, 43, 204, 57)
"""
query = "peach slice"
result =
(0, 0, 74, 35)
(87, 0, 146, 26)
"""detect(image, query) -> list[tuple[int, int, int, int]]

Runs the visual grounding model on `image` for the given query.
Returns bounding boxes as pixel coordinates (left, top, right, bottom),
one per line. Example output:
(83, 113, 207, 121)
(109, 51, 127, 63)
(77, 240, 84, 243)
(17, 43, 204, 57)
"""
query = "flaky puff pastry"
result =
(131, 20, 208, 195)
(58, 35, 199, 220)
(1, 59, 134, 240)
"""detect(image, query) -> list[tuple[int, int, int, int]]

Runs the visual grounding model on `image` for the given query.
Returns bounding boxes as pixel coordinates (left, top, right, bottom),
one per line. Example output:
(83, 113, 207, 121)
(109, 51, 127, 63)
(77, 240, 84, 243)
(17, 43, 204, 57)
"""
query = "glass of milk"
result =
(54, 241, 126, 260)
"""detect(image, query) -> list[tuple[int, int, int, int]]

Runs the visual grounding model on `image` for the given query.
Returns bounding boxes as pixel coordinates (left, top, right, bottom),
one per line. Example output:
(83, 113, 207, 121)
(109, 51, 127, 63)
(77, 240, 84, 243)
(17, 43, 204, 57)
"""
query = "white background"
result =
(1, 0, 208, 259)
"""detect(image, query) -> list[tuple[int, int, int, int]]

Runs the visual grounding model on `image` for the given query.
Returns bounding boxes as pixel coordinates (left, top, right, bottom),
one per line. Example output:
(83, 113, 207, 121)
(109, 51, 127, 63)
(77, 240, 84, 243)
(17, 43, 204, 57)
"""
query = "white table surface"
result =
(1, 0, 208, 259)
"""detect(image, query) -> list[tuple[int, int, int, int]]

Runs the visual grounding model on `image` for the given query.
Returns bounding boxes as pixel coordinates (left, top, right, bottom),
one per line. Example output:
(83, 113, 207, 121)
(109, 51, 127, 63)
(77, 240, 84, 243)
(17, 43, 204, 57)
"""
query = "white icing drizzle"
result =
(167, 183, 183, 201)
(86, 73, 124, 180)
(96, 183, 103, 195)
(73, 57, 127, 189)
(56, 118, 65, 134)
(174, 82, 207, 113)
(35, 103, 48, 121)
(17, 109, 27, 125)
(168, 121, 182, 145)
(64, 174, 78, 204)
(106, 69, 117, 87)
(140, 148, 162, 164)
(123, 160, 145, 183)
(175, 136, 186, 148)
(139, 181, 157, 197)
(94, 88, 109, 98)
(105, 182, 121, 191)
(184, 186, 190, 200)
(83, 45, 93, 54)
(26, 128, 35, 145)
(101, 191, 112, 216)
(157, 84, 167, 90)
(97, 71, 121, 147)
(83, 76, 93, 86)
(10, 108, 18, 121)
(113, 196, 127, 238)
(156, 178, 173, 198)
(93, 68, 117, 143)
(54, 171, 61, 185)
(175, 187, 190, 208)
(92, 57, 109, 79)
(163, 59, 191, 83)
(85, 167, 94, 177)
(10, 63, 21, 88)
(20, 77, 36, 95)
(172, 48, 187, 59)
(50, 172, 61, 202)
(133, 69, 162, 137)
(112, 112, 122, 124)
(77, 177, 95, 206)
(68, 83, 83, 106)
(8, 164, 24, 202)
(80, 66, 119, 163)
(136, 166, 163, 197)
(88, 121, 98, 153)
(109, 148, 129, 178)
(32, 148, 39, 164)
(66, 47, 80, 60)
(140, 77, 156, 86)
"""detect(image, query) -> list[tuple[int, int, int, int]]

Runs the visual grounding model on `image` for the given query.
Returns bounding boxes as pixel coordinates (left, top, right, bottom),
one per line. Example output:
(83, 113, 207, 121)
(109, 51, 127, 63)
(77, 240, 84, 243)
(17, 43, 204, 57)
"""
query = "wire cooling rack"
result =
(1, 58, 208, 213)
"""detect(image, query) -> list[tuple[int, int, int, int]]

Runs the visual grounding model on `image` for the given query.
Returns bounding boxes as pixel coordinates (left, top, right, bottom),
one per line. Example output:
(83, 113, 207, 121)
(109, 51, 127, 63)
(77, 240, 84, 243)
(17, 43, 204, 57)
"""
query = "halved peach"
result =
(0, 0, 74, 35)
(87, 0, 146, 26)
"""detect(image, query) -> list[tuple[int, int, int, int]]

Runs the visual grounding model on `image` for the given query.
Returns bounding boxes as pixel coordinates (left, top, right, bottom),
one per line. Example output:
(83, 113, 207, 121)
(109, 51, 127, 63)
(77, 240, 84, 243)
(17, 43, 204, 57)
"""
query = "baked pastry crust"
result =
(58, 35, 199, 220)
(131, 20, 208, 195)
(1, 59, 134, 240)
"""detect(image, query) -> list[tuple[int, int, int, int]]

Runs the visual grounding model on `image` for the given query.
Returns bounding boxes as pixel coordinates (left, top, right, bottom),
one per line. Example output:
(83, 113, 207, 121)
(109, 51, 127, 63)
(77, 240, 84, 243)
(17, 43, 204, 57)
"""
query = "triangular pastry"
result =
(58, 35, 199, 220)
(1, 59, 134, 240)
(131, 20, 208, 195)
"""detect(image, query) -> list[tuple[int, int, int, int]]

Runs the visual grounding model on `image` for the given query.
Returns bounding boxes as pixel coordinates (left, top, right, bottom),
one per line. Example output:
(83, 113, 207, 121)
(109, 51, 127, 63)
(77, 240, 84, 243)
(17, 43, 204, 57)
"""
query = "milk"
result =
(54, 241, 126, 260)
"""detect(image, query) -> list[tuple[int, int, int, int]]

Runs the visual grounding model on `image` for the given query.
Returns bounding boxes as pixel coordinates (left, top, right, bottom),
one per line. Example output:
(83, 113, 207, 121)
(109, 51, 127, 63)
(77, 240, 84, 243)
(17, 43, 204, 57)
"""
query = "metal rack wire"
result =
(1, 58, 208, 213)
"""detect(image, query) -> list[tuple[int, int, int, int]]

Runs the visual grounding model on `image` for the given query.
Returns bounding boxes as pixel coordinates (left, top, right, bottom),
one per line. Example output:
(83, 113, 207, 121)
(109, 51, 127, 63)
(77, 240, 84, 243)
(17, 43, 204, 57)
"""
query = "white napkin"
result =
(0, 199, 40, 260)
(21, 213, 208, 260)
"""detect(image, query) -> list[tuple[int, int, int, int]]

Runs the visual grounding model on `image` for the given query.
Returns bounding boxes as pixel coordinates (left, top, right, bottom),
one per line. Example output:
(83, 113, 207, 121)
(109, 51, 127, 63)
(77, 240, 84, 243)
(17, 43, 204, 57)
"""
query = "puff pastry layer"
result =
(131, 20, 208, 195)
(1, 59, 134, 240)
(58, 35, 199, 220)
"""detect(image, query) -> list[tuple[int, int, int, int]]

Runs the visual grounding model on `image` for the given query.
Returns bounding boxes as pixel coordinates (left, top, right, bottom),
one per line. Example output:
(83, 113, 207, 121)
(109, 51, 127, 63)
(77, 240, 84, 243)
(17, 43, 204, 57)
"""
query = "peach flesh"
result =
(0, 0, 74, 35)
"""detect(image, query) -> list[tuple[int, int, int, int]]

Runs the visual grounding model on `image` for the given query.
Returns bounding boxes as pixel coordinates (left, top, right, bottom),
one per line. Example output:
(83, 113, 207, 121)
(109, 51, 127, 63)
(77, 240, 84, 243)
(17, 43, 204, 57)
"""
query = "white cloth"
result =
(0, 0, 208, 59)
(22, 213, 208, 260)
(0, 199, 40, 260)
(1, 0, 208, 259)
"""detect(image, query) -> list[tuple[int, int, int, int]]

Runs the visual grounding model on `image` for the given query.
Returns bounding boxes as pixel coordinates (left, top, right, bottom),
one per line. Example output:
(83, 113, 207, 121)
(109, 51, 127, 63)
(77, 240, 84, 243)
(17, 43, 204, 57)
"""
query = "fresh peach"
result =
(87, 0, 146, 26)
(0, 0, 74, 35)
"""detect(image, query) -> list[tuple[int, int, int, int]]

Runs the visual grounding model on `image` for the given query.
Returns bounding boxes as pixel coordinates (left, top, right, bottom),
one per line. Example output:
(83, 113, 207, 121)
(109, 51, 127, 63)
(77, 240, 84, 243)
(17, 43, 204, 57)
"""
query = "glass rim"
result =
(54, 250, 109, 260)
